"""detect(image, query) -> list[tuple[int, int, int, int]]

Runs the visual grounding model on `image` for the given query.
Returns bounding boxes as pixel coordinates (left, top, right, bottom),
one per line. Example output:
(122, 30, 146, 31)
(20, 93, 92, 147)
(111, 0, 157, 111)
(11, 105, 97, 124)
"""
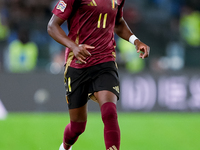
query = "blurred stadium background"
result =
(0, 0, 200, 150)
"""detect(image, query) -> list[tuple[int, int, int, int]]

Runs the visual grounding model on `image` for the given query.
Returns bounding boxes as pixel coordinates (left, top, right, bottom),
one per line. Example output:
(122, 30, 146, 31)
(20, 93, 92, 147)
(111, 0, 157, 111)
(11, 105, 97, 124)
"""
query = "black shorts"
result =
(64, 61, 120, 109)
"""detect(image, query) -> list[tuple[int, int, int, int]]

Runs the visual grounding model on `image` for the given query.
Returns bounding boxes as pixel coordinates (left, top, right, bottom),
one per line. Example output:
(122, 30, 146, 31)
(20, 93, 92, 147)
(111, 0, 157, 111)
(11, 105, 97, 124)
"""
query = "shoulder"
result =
(52, 0, 80, 20)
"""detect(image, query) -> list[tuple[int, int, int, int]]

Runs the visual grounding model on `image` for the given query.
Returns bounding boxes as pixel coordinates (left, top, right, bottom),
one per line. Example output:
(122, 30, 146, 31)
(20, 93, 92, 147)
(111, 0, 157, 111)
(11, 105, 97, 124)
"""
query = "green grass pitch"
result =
(0, 112, 200, 150)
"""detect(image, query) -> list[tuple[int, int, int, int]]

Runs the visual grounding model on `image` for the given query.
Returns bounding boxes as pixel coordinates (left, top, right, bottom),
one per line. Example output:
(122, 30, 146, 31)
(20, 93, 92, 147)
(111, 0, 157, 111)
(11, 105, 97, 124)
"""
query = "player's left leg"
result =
(94, 91, 120, 150)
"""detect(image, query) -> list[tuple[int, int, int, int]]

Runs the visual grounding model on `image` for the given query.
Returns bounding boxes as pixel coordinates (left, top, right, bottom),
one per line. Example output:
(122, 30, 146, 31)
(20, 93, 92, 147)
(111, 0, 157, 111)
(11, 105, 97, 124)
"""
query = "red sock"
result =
(101, 102, 120, 150)
(63, 121, 86, 149)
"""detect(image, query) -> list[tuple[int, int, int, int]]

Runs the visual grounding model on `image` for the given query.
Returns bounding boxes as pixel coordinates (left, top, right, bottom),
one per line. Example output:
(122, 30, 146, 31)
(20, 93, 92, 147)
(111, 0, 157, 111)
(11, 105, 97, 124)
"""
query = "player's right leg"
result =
(61, 103, 88, 150)
(61, 66, 90, 150)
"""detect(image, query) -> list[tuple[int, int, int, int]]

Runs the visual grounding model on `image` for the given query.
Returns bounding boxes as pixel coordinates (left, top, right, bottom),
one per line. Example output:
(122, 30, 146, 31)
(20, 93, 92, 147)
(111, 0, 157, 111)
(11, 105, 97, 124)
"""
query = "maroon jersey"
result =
(53, 0, 125, 68)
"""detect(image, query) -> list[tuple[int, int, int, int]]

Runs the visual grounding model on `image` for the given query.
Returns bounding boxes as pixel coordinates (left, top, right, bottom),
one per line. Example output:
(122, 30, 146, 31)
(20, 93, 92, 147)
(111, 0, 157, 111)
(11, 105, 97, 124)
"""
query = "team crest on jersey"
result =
(111, 0, 118, 9)
(56, 0, 67, 12)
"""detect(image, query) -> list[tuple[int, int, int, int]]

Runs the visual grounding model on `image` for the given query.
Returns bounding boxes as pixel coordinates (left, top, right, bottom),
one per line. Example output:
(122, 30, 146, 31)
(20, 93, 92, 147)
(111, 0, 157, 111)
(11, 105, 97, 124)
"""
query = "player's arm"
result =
(114, 17, 150, 59)
(47, 14, 93, 64)
(47, 14, 77, 49)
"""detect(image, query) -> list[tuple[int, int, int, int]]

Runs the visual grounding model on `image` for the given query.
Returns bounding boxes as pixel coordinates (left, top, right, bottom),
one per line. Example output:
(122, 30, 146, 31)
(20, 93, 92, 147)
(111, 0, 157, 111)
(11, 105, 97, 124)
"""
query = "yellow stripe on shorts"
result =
(68, 77, 71, 92)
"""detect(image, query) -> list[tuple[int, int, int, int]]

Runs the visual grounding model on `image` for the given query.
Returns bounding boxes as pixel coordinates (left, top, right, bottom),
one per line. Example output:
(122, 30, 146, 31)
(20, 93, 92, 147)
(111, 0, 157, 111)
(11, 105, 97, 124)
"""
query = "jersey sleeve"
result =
(116, 0, 125, 19)
(52, 0, 76, 20)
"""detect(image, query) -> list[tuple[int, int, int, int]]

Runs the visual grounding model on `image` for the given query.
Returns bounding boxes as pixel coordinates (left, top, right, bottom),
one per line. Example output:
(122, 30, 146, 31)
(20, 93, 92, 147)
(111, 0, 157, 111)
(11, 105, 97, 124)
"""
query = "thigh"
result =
(64, 66, 90, 109)
(69, 103, 88, 122)
(92, 71, 120, 101)
(88, 61, 120, 103)
(94, 90, 117, 107)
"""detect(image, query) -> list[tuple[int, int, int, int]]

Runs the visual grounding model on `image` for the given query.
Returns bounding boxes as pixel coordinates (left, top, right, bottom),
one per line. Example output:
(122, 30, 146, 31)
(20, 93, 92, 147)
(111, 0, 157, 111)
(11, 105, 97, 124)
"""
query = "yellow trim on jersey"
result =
(112, 51, 116, 59)
(75, 32, 79, 44)
(112, 52, 118, 69)
(112, 0, 115, 8)
(64, 33, 79, 77)
(64, 51, 74, 77)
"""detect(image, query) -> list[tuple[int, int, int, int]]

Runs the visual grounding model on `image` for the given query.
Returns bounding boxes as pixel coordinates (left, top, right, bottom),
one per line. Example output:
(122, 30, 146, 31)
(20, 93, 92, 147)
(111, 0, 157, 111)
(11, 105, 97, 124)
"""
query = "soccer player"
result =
(47, 0, 150, 150)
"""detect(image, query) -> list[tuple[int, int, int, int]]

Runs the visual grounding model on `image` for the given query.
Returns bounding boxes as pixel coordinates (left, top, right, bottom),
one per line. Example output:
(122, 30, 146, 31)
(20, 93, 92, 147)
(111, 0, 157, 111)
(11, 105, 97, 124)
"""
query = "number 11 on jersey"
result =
(97, 13, 108, 28)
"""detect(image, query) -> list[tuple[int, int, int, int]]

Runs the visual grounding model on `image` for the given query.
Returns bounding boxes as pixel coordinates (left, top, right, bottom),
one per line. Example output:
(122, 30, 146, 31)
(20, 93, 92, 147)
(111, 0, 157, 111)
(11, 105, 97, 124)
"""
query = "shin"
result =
(101, 102, 120, 150)
(63, 121, 86, 149)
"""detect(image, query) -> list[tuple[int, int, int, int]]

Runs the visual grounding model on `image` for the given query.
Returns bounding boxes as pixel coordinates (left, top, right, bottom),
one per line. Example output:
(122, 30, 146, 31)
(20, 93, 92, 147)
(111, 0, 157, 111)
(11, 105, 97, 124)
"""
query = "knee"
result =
(71, 121, 86, 136)
(101, 102, 118, 122)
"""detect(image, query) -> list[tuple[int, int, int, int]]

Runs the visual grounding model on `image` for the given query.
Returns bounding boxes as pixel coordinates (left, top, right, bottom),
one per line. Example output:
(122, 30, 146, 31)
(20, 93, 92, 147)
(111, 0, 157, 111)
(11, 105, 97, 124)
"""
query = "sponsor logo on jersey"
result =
(88, 0, 97, 6)
(113, 86, 119, 93)
(56, 0, 67, 12)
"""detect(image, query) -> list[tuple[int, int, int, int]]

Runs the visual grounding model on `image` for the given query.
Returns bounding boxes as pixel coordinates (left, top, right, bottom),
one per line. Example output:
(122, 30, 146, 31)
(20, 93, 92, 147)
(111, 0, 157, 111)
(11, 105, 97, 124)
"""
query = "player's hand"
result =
(72, 44, 95, 64)
(135, 39, 150, 59)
